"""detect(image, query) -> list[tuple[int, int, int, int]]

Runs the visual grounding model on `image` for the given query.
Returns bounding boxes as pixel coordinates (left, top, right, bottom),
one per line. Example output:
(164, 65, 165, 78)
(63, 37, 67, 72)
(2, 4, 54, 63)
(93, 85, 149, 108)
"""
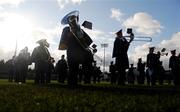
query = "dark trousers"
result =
(68, 62, 79, 86)
(35, 70, 45, 84)
(110, 72, 117, 84)
(117, 68, 126, 85)
(138, 71, 145, 84)
(8, 69, 14, 82)
(46, 72, 51, 83)
(172, 69, 180, 85)
(68, 61, 92, 86)
(58, 71, 67, 83)
(147, 68, 157, 86)
(82, 62, 92, 84)
(19, 69, 27, 83)
(151, 69, 157, 86)
(78, 72, 83, 83)
(127, 73, 135, 84)
(158, 71, 164, 85)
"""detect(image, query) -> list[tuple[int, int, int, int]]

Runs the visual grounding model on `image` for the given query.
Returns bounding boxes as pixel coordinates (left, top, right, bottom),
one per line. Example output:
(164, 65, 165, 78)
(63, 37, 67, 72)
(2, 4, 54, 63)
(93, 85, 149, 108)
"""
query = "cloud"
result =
(110, 9, 163, 36)
(129, 43, 150, 64)
(158, 32, 180, 69)
(0, 0, 24, 6)
(110, 8, 124, 22)
(57, 0, 69, 9)
(159, 32, 180, 51)
(0, 6, 3, 10)
(82, 28, 115, 71)
(122, 12, 163, 36)
(71, 0, 85, 4)
(83, 28, 114, 55)
(57, 0, 86, 9)
(84, 28, 113, 44)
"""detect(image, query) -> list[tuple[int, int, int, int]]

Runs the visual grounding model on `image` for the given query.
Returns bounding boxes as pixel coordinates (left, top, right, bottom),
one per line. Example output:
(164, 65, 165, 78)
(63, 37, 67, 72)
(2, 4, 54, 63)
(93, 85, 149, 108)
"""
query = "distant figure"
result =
(56, 55, 68, 83)
(6, 56, 16, 82)
(92, 61, 99, 84)
(127, 64, 135, 84)
(169, 50, 180, 85)
(112, 29, 134, 85)
(46, 57, 55, 83)
(15, 47, 31, 83)
(146, 47, 159, 86)
(145, 68, 150, 85)
(31, 39, 51, 84)
(137, 58, 145, 84)
(78, 64, 83, 83)
(97, 67, 102, 83)
(59, 11, 94, 86)
(109, 61, 116, 84)
(157, 61, 165, 85)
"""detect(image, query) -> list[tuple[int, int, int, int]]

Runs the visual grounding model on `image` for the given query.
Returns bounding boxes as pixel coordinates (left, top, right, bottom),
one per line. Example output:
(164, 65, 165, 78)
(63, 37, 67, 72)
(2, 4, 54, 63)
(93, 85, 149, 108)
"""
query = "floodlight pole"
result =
(101, 43, 108, 73)
(14, 39, 17, 57)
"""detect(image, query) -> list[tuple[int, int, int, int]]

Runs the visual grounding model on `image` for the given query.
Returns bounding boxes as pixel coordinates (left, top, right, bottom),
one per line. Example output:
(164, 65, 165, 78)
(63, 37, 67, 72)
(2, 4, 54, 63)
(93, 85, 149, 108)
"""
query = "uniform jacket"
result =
(112, 37, 129, 69)
(59, 27, 93, 63)
(31, 45, 50, 71)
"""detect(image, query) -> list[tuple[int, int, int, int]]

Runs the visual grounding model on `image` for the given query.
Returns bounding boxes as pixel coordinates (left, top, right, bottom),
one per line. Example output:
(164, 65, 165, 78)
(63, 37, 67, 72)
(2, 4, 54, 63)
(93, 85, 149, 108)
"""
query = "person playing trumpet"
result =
(112, 29, 134, 85)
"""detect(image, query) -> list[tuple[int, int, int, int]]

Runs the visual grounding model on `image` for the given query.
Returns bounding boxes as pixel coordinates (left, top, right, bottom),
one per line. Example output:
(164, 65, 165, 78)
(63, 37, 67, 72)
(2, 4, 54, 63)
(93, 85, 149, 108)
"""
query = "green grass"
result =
(0, 79, 179, 112)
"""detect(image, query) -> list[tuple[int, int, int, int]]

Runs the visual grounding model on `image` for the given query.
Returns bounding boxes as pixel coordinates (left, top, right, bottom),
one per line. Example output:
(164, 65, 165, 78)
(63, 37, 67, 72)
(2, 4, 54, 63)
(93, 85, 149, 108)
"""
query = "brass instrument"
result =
(59, 10, 97, 54)
(123, 28, 152, 42)
(123, 36, 152, 42)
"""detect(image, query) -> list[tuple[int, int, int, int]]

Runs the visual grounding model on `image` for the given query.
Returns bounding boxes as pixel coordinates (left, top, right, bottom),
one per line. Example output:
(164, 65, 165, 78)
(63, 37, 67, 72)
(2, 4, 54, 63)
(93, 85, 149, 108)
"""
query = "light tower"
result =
(101, 43, 108, 73)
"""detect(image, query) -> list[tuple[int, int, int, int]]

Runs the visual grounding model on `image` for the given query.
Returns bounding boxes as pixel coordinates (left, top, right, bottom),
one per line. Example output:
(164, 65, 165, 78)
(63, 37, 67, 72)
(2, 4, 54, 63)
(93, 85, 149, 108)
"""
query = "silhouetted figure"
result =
(59, 11, 93, 86)
(169, 50, 180, 85)
(127, 64, 135, 84)
(146, 47, 159, 86)
(155, 51, 164, 85)
(31, 39, 51, 84)
(158, 61, 165, 85)
(15, 47, 31, 83)
(112, 29, 134, 85)
(56, 55, 68, 83)
(78, 65, 83, 83)
(46, 57, 55, 83)
(137, 58, 145, 84)
(109, 61, 116, 84)
(6, 56, 16, 82)
(97, 67, 102, 83)
(92, 61, 99, 84)
(59, 11, 94, 86)
(145, 68, 150, 85)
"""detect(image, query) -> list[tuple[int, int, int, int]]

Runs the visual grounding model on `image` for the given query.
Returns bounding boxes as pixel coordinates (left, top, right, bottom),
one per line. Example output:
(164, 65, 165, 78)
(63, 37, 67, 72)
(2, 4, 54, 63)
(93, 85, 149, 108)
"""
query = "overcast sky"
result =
(0, 0, 179, 71)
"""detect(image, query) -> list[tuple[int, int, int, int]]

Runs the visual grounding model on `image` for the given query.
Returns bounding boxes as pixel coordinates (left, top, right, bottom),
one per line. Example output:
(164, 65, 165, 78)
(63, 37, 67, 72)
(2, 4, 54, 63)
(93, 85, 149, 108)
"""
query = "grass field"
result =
(0, 79, 179, 112)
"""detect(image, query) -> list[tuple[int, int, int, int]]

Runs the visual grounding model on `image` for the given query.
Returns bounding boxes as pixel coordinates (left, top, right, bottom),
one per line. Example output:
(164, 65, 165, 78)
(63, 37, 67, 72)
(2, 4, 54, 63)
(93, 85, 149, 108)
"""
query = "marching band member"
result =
(112, 29, 134, 85)
(59, 11, 94, 86)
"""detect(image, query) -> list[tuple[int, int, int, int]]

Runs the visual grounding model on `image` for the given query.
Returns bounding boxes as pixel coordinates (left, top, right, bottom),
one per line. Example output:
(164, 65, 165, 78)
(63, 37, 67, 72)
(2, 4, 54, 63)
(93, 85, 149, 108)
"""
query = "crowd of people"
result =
(4, 10, 180, 87)
(109, 47, 180, 86)
(6, 47, 30, 83)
